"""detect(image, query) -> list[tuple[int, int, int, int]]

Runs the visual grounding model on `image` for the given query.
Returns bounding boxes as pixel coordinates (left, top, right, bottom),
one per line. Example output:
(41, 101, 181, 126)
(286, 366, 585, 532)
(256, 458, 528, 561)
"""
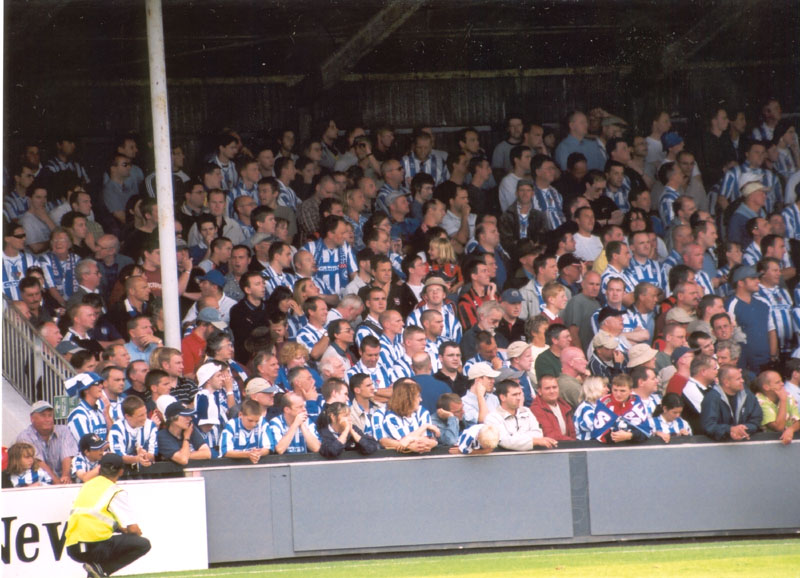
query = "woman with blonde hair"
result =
(380, 379, 440, 453)
(427, 236, 463, 291)
(276, 342, 323, 392)
(572, 376, 608, 441)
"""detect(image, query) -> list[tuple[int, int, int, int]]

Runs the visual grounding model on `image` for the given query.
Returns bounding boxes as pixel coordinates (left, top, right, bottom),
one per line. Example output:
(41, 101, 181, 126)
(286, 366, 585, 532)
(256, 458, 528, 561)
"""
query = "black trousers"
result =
(67, 534, 151, 575)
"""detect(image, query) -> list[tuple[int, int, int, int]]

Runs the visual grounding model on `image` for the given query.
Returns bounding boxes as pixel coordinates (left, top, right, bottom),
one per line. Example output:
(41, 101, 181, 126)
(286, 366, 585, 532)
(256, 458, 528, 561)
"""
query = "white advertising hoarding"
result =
(1, 477, 208, 577)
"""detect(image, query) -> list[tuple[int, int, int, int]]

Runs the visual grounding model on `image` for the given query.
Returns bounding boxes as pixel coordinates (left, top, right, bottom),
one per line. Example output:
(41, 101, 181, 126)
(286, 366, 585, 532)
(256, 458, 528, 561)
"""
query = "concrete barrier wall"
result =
(192, 437, 800, 564)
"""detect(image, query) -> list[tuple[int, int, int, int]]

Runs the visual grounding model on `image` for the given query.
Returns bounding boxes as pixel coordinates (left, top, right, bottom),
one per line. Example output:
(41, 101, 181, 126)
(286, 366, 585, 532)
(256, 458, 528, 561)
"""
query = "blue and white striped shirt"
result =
(3, 191, 28, 222)
(756, 284, 795, 352)
(401, 154, 449, 187)
(68, 400, 108, 443)
(572, 401, 596, 441)
(109, 417, 158, 457)
(457, 424, 488, 454)
(658, 186, 680, 228)
(600, 265, 637, 295)
(462, 352, 509, 377)
(286, 313, 306, 342)
(782, 204, 800, 241)
(390, 353, 414, 381)
(277, 180, 300, 210)
(590, 306, 637, 336)
(773, 148, 797, 180)
(406, 304, 462, 342)
(228, 181, 258, 218)
(381, 407, 432, 440)
(743, 241, 793, 269)
(44, 157, 90, 184)
(661, 250, 683, 281)
(654, 415, 693, 435)
(220, 417, 275, 456)
(379, 333, 404, 370)
(302, 239, 357, 297)
(376, 183, 409, 216)
(716, 264, 733, 298)
(71, 454, 99, 482)
(344, 213, 369, 252)
(355, 316, 382, 349)
(40, 251, 80, 299)
(268, 414, 318, 453)
(719, 163, 781, 214)
(533, 185, 566, 231)
(626, 257, 667, 292)
(604, 176, 632, 213)
(10, 468, 52, 487)
(211, 156, 237, 191)
(2, 251, 39, 300)
(295, 322, 327, 350)
(345, 360, 393, 391)
(694, 270, 714, 296)
(107, 397, 125, 424)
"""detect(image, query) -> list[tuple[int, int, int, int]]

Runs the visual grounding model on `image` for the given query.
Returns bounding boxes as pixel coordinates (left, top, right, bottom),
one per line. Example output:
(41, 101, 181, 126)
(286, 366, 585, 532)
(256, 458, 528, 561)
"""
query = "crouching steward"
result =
(65, 453, 151, 577)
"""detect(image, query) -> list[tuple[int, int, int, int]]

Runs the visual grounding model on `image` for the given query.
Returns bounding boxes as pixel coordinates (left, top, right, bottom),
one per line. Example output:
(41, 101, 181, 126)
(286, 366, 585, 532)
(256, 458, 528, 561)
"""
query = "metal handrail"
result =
(2, 296, 76, 412)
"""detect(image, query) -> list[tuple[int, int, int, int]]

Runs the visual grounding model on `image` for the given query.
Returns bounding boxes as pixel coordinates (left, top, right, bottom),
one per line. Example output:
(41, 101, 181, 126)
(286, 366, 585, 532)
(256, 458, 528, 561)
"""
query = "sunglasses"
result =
(12, 233, 27, 239)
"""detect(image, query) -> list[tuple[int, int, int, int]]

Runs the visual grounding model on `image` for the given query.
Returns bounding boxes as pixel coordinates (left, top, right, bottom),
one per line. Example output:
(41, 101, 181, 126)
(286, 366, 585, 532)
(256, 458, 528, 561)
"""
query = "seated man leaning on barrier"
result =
(269, 391, 321, 454)
(700, 364, 763, 442)
(485, 379, 558, 451)
(157, 402, 212, 465)
(753, 369, 800, 445)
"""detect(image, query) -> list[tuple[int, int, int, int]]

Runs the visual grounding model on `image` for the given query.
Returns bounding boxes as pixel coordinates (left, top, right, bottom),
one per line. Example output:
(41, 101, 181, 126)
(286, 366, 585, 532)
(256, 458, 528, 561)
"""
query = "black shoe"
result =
(83, 561, 107, 578)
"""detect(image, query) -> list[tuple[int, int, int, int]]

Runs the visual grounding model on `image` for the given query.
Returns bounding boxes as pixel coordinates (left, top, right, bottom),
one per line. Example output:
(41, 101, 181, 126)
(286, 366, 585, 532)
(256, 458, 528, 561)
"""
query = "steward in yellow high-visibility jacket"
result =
(65, 453, 150, 578)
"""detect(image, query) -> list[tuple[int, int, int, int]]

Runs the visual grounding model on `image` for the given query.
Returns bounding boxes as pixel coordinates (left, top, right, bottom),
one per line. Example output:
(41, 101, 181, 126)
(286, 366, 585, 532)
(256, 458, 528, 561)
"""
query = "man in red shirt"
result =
(457, 256, 497, 330)
(181, 308, 227, 380)
(530, 375, 575, 440)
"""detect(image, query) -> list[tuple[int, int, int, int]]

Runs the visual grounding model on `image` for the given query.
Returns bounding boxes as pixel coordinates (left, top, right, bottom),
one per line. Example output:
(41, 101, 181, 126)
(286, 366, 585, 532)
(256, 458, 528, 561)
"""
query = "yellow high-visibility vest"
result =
(65, 475, 122, 546)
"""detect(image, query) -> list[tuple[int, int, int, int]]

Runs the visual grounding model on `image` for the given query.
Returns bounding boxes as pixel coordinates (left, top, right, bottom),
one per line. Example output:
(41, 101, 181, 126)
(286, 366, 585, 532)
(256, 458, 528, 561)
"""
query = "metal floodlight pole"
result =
(145, 0, 180, 348)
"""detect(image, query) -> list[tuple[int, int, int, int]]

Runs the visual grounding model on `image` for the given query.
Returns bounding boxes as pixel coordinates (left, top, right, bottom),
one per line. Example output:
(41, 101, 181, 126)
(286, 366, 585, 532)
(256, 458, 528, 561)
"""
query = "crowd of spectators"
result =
(4, 98, 800, 486)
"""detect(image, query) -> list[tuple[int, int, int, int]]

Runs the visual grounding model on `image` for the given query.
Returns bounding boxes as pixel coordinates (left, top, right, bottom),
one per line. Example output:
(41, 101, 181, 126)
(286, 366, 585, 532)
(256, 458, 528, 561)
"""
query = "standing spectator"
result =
(498, 146, 532, 212)
(491, 114, 525, 175)
(66, 372, 109, 442)
(725, 265, 777, 372)
(498, 179, 548, 250)
(229, 271, 268, 363)
(563, 270, 601, 350)
(555, 110, 606, 171)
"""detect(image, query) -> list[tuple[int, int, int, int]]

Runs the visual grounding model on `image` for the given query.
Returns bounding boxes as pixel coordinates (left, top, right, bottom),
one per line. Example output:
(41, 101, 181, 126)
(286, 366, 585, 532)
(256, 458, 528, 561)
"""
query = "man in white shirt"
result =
(484, 379, 558, 451)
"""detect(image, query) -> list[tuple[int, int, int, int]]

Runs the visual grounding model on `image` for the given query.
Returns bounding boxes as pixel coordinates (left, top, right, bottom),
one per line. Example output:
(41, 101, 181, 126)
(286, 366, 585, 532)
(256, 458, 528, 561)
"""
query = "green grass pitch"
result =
(134, 538, 800, 577)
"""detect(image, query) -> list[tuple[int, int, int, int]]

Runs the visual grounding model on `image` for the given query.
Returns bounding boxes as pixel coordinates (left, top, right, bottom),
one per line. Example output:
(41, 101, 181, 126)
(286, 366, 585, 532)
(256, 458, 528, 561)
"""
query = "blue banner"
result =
(591, 398, 652, 440)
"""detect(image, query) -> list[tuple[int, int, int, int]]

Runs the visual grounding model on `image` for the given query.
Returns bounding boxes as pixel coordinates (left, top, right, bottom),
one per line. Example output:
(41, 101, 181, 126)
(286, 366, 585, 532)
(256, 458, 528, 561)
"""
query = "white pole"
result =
(145, 0, 181, 348)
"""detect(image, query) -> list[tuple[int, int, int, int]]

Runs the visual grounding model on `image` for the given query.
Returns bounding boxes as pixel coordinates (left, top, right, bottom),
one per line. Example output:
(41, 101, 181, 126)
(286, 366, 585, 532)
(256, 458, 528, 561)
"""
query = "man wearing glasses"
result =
(102, 153, 134, 225)
(2, 222, 38, 300)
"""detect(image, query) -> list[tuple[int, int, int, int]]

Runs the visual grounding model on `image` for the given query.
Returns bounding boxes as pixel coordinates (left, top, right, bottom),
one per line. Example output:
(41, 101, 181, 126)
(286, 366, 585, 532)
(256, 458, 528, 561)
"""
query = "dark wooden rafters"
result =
(659, 0, 761, 77)
(317, 0, 426, 92)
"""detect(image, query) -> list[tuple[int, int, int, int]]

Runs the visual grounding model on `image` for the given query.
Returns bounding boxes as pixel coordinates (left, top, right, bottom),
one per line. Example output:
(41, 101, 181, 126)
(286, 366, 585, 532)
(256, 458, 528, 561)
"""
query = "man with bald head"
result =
(557, 347, 590, 408)
(562, 270, 601, 350)
(94, 233, 134, 299)
(662, 224, 692, 278)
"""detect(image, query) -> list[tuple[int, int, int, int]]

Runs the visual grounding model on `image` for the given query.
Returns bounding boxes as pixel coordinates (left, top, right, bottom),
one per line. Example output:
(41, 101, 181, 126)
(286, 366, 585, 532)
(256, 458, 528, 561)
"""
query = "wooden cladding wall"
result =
(4, 60, 795, 161)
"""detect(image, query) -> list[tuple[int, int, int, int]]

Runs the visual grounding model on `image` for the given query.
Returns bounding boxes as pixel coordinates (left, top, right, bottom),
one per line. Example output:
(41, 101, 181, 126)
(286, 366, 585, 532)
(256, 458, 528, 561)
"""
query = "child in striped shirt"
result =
(6, 442, 52, 488)
(653, 393, 693, 442)
(220, 399, 274, 462)
(573, 377, 609, 441)
(451, 423, 500, 455)
(71, 433, 108, 483)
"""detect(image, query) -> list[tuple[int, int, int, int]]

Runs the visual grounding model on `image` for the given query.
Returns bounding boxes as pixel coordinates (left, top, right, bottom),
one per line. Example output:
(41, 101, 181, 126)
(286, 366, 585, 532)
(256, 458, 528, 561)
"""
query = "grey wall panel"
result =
(288, 453, 573, 551)
(587, 444, 800, 535)
(201, 465, 292, 563)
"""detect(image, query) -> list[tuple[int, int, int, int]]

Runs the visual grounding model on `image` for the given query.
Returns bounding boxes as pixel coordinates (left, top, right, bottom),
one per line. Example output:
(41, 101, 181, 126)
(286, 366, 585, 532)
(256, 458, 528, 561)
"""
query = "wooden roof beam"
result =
(317, 0, 426, 92)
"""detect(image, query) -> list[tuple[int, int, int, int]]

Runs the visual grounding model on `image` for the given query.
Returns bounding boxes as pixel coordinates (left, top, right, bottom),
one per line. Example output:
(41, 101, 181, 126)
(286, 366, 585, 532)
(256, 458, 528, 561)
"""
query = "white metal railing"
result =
(2, 296, 76, 417)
